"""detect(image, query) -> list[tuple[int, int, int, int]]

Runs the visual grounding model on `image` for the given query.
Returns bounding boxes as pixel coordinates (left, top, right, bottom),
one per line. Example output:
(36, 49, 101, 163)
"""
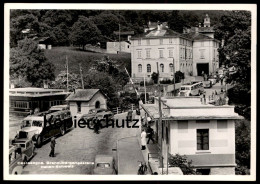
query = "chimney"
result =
(199, 23, 201, 27)
(195, 27, 199, 33)
(183, 28, 186, 34)
(43, 80, 48, 89)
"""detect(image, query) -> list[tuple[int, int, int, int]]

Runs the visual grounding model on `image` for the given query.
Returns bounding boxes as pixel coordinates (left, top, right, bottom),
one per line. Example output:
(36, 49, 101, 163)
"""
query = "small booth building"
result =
(141, 96, 242, 175)
(66, 89, 107, 120)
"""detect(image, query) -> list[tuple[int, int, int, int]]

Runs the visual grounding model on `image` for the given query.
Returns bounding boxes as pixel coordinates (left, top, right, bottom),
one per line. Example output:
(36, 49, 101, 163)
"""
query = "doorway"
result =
(197, 63, 209, 76)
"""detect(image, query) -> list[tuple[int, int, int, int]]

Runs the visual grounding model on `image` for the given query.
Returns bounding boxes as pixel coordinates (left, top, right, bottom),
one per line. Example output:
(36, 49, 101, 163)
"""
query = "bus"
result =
(15, 110, 73, 148)
(178, 82, 204, 96)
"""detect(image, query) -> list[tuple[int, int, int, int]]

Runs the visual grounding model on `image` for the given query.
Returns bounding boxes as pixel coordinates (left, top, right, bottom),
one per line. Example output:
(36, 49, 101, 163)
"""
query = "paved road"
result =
(21, 112, 140, 175)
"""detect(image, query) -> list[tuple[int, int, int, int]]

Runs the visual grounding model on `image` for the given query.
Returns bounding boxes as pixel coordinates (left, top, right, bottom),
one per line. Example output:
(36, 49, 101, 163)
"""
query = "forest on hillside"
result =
(10, 10, 230, 48)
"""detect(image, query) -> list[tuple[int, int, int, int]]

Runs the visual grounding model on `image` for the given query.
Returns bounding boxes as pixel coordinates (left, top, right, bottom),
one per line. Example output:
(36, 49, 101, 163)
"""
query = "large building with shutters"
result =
(130, 14, 220, 82)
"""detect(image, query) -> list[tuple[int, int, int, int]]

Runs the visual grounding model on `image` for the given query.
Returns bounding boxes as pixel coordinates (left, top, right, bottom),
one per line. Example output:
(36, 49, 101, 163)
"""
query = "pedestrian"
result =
(146, 126, 155, 144)
(220, 77, 224, 86)
(203, 91, 206, 104)
(141, 129, 147, 150)
(49, 137, 56, 157)
(93, 118, 100, 134)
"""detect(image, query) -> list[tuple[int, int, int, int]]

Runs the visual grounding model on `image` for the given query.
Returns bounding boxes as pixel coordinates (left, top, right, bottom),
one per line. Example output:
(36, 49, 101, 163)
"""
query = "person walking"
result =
(93, 118, 100, 134)
(141, 129, 147, 150)
(146, 126, 155, 144)
(49, 137, 56, 157)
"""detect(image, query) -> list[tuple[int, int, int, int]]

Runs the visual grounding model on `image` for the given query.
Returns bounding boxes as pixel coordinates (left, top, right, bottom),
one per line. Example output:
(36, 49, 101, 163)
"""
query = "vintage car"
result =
(92, 155, 117, 175)
(16, 110, 73, 147)
(79, 108, 107, 122)
(11, 138, 35, 166)
(95, 110, 114, 127)
(48, 105, 69, 113)
(9, 145, 23, 174)
(208, 77, 217, 85)
(202, 80, 212, 88)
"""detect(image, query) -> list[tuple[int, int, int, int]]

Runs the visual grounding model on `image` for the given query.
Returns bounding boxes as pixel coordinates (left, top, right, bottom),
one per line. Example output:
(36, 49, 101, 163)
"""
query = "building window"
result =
(160, 39, 163, 45)
(76, 102, 81, 113)
(199, 49, 205, 59)
(146, 39, 150, 45)
(169, 49, 173, 58)
(138, 64, 142, 72)
(169, 63, 173, 73)
(138, 39, 141, 45)
(147, 64, 151, 73)
(169, 38, 172, 44)
(197, 129, 209, 150)
(159, 50, 164, 58)
(160, 64, 164, 73)
(201, 41, 204, 47)
(95, 101, 100, 109)
(146, 50, 150, 58)
(138, 51, 142, 58)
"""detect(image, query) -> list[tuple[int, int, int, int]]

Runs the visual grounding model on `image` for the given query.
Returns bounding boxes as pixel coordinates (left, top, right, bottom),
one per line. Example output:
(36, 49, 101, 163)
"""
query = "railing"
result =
(148, 153, 159, 161)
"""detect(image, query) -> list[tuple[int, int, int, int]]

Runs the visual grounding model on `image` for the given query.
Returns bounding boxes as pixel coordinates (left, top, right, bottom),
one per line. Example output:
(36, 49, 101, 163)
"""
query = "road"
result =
(21, 112, 140, 174)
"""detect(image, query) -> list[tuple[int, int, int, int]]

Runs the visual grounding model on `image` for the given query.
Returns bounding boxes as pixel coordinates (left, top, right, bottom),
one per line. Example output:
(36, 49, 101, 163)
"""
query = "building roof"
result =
(9, 87, 70, 97)
(190, 26, 215, 33)
(142, 97, 242, 120)
(66, 89, 104, 102)
(131, 26, 219, 42)
(131, 27, 185, 40)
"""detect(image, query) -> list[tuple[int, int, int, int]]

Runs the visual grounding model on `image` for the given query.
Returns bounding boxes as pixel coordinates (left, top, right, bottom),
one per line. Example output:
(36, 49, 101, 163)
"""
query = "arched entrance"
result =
(95, 101, 100, 109)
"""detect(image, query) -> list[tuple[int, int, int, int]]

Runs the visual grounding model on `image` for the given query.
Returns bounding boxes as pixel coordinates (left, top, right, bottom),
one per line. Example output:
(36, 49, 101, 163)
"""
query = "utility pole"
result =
(157, 62, 163, 173)
(66, 55, 69, 91)
(172, 58, 175, 96)
(79, 63, 84, 89)
(144, 73, 147, 104)
(119, 23, 121, 53)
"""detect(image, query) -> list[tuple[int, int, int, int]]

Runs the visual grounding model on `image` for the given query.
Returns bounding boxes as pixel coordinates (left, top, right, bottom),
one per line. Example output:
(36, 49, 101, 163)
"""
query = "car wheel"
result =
(60, 126, 65, 136)
(36, 136, 42, 148)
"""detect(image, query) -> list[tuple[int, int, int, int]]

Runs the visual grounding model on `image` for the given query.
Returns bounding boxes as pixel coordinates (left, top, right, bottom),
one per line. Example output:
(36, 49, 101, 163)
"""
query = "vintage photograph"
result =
(4, 3, 256, 180)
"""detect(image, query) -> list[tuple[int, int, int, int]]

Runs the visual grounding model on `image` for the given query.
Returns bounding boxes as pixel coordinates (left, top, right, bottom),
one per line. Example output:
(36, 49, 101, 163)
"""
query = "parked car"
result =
(208, 77, 217, 85)
(92, 155, 117, 175)
(11, 138, 35, 166)
(79, 108, 107, 123)
(95, 110, 114, 128)
(9, 145, 23, 174)
(48, 105, 69, 113)
(202, 80, 212, 88)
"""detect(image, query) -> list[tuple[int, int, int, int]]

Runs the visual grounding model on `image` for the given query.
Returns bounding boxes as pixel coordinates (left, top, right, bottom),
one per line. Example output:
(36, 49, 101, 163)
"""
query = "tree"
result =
(10, 38, 55, 87)
(168, 11, 186, 33)
(50, 71, 81, 91)
(69, 16, 101, 50)
(168, 154, 196, 175)
(151, 72, 159, 84)
(175, 71, 185, 83)
(235, 119, 251, 175)
(215, 11, 251, 120)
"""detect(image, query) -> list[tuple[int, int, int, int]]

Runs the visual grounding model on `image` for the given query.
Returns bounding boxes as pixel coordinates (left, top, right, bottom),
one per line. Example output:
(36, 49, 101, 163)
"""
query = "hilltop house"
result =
(130, 14, 220, 82)
(66, 89, 107, 119)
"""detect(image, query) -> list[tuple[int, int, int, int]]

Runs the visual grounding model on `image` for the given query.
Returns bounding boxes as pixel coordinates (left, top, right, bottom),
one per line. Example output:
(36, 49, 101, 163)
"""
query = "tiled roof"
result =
(131, 27, 185, 40)
(66, 89, 101, 101)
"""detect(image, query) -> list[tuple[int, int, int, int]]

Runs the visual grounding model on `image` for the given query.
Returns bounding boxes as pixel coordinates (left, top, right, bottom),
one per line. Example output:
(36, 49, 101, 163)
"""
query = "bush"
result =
(168, 154, 196, 175)
(175, 71, 185, 83)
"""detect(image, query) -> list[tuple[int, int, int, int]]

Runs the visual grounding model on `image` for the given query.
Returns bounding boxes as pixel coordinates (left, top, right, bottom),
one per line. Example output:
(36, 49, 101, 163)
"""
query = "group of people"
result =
(141, 125, 155, 150)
